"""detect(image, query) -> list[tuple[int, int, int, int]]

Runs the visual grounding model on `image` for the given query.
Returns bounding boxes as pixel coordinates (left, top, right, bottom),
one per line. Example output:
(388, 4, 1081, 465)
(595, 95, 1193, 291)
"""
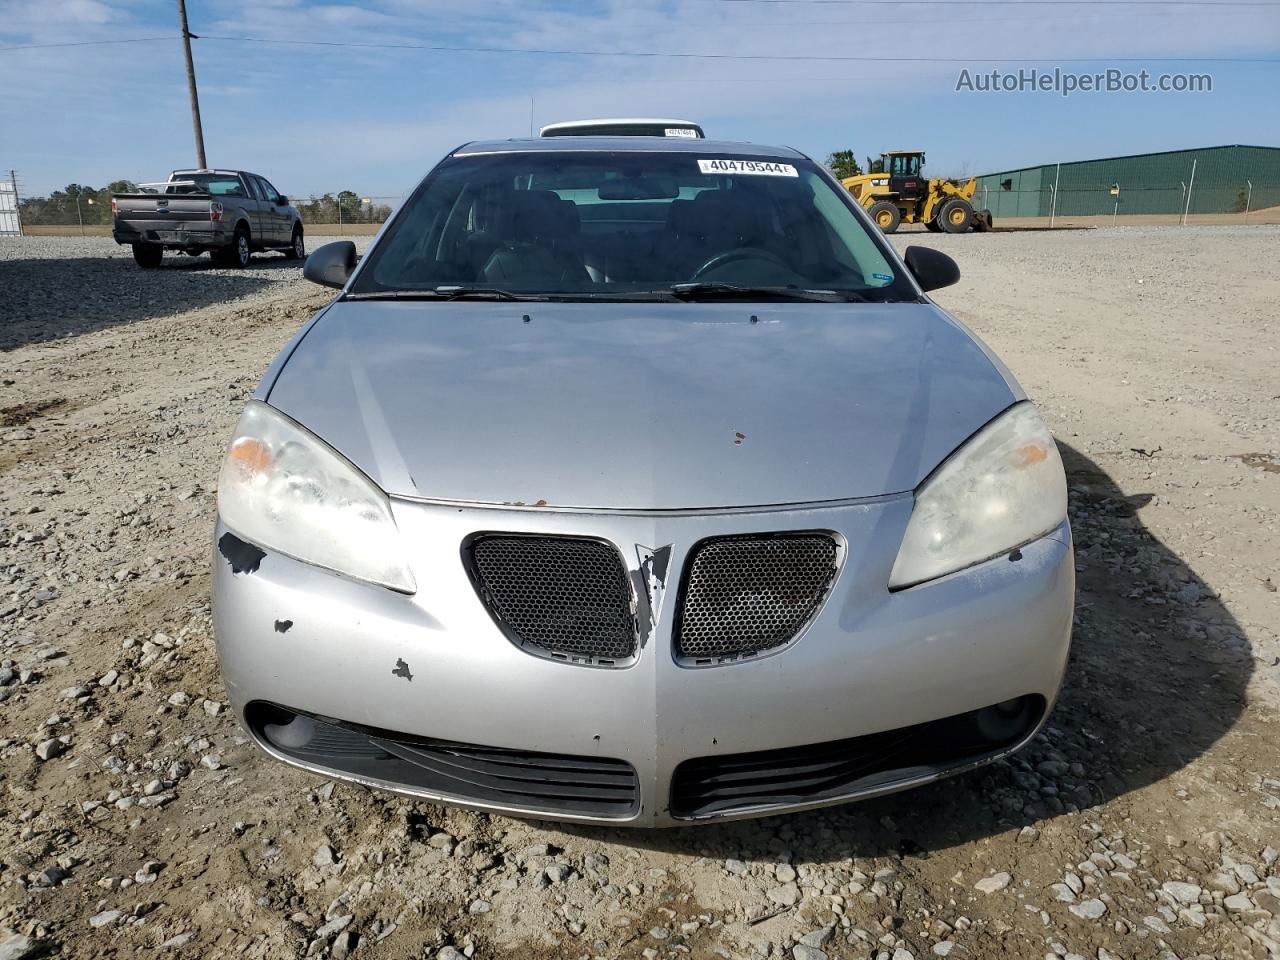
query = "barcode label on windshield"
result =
(698, 159, 798, 177)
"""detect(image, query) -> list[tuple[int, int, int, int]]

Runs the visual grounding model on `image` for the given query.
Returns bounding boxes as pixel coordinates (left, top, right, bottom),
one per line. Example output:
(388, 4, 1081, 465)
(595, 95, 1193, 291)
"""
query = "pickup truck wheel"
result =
(223, 227, 252, 269)
(132, 244, 163, 269)
(284, 226, 305, 260)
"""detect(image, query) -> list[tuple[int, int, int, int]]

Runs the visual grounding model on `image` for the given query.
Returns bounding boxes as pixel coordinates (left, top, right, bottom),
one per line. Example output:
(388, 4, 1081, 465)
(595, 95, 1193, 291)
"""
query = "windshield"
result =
(352, 151, 912, 301)
(166, 174, 246, 197)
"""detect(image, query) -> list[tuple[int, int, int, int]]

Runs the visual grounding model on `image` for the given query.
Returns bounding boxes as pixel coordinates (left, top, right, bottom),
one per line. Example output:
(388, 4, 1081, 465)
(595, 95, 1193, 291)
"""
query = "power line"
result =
(0, 36, 176, 52)
(3, 30, 1277, 63)
(195, 34, 1280, 63)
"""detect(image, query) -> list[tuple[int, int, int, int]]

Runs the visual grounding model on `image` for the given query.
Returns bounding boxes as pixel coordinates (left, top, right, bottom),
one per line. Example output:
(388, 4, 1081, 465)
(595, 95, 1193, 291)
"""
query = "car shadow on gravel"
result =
(0, 253, 294, 351)
(581, 441, 1253, 860)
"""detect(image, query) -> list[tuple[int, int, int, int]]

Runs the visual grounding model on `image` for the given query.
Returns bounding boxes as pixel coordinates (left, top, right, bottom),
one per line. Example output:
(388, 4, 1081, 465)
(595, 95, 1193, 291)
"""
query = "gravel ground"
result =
(1, 229, 1278, 960)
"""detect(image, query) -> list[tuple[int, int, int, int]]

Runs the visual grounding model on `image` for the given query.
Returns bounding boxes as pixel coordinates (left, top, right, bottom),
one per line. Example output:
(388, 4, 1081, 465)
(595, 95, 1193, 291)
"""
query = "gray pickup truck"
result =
(112, 169, 304, 269)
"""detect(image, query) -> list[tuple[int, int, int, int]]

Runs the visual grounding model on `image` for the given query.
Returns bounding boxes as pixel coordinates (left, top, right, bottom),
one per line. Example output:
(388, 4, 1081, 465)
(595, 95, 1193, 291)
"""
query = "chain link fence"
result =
(970, 178, 1280, 225)
(6, 173, 1280, 236)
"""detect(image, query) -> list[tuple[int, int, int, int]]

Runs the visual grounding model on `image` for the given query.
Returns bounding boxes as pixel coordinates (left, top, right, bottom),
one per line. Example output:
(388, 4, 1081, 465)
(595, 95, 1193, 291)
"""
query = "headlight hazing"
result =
(889, 402, 1067, 589)
(217, 401, 416, 593)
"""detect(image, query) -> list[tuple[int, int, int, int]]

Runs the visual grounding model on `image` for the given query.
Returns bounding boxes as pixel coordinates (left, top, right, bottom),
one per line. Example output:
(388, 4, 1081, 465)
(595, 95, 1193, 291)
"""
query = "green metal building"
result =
(973, 144, 1280, 219)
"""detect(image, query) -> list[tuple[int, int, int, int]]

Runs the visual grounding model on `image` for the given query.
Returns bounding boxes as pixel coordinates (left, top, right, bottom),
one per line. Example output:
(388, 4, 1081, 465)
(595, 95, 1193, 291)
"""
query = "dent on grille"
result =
(674, 533, 839, 664)
(467, 535, 638, 666)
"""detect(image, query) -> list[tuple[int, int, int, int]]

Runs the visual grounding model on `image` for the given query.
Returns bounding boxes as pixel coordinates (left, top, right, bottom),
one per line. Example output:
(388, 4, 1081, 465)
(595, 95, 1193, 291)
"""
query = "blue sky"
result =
(2, 0, 1278, 198)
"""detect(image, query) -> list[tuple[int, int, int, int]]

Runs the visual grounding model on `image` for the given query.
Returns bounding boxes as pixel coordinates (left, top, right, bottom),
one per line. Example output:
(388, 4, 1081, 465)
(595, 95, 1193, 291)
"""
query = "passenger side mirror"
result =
(903, 245, 960, 293)
(303, 240, 357, 289)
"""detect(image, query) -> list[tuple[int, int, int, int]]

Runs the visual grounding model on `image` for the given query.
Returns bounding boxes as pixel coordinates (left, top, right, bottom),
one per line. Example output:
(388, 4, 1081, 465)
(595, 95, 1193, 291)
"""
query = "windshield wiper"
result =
(668, 282, 867, 303)
(344, 286, 548, 302)
(432, 285, 547, 301)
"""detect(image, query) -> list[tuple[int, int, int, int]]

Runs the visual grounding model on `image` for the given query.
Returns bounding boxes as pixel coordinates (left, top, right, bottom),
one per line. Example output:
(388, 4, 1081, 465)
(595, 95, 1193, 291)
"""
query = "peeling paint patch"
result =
(636, 544, 673, 635)
(392, 658, 414, 682)
(274, 619, 293, 633)
(218, 532, 265, 575)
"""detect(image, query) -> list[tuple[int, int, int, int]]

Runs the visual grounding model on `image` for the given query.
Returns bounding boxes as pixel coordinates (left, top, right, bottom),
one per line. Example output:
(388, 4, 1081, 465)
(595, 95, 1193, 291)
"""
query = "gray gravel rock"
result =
(0, 934, 36, 960)
(1161, 880, 1202, 905)
(974, 872, 1012, 893)
(767, 882, 801, 906)
(34, 737, 66, 760)
(798, 927, 833, 948)
(1069, 898, 1107, 920)
(315, 914, 352, 939)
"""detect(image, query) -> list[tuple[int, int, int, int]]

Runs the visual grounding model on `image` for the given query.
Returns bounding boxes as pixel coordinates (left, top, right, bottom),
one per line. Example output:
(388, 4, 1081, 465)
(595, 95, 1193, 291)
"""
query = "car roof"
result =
(452, 137, 806, 160)
(539, 117, 703, 135)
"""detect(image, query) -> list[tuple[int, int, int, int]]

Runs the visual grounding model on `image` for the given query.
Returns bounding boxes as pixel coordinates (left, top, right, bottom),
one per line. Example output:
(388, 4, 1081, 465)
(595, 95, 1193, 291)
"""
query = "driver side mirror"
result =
(903, 245, 960, 293)
(303, 240, 357, 289)
(276, 195, 288, 205)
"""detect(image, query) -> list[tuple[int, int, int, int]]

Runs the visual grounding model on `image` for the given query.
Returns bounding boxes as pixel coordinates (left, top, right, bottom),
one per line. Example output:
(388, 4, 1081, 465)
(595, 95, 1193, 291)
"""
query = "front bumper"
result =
(213, 497, 1073, 827)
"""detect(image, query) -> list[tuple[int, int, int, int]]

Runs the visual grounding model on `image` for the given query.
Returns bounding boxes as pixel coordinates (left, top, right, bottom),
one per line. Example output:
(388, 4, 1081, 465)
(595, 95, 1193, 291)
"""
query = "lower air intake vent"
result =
(468, 535, 637, 665)
(670, 695, 1046, 818)
(674, 533, 839, 663)
(248, 703, 640, 818)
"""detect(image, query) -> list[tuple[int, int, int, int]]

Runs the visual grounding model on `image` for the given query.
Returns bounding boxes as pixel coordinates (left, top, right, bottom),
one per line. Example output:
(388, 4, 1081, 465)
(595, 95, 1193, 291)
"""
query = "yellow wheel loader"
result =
(841, 150, 993, 234)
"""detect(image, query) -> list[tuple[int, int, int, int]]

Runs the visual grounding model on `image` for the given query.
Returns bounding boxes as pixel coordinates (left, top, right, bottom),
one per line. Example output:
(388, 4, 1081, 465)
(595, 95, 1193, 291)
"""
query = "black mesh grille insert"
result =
(674, 533, 838, 662)
(469, 536, 636, 664)
(247, 703, 640, 818)
(670, 696, 1046, 818)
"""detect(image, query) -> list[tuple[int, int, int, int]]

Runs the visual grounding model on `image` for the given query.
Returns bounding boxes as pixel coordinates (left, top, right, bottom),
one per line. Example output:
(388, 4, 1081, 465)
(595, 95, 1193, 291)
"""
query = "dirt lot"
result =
(1, 229, 1278, 960)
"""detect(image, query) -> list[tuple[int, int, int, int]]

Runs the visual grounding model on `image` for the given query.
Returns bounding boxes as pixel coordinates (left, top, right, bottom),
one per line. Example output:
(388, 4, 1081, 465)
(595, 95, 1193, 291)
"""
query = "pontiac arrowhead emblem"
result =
(635, 544, 673, 628)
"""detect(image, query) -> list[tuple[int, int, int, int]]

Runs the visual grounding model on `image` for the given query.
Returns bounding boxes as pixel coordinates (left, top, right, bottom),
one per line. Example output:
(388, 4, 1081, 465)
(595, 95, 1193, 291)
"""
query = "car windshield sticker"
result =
(665, 128, 698, 138)
(871, 272, 894, 286)
(697, 159, 798, 177)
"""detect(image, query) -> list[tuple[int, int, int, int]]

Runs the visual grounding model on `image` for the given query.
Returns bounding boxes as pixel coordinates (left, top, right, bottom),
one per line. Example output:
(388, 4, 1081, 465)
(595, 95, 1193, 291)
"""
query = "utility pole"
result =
(177, 0, 208, 169)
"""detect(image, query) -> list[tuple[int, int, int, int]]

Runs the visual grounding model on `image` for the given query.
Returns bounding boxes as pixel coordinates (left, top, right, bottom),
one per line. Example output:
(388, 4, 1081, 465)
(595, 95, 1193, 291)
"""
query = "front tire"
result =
(132, 243, 163, 269)
(284, 226, 305, 260)
(939, 198, 974, 234)
(866, 200, 902, 234)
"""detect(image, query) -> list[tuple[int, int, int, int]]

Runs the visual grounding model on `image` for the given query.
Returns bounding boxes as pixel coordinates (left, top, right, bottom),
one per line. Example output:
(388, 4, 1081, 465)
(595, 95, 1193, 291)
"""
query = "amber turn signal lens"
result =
(227, 437, 272, 477)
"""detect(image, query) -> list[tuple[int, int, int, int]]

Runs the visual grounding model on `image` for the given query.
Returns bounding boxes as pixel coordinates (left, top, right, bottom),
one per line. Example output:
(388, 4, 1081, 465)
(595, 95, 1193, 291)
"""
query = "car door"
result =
(238, 174, 268, 243)
(255, 176, 289, 244)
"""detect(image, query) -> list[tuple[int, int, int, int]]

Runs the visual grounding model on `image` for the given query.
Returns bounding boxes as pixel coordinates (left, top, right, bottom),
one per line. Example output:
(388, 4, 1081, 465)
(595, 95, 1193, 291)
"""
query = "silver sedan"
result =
(212, 135, 1073, 826)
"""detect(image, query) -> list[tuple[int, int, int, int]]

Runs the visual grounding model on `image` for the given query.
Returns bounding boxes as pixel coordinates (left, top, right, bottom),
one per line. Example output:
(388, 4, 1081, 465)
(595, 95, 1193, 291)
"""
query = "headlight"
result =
(217, 401, 416, 593)
(889, 402, 1067, 589)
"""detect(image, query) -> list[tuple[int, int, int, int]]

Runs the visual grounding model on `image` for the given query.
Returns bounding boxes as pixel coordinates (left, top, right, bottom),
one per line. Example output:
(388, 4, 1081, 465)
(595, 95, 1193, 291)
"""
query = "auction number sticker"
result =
(665, 128, 699, 138)
(697, 159, 798, 177)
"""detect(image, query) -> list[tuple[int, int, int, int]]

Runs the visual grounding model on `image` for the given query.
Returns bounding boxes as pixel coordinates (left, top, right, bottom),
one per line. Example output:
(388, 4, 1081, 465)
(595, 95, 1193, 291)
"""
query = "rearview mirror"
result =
(903, 245, 960, 293)
(303, 240, 357, 289)
(598, 176, 679, 200)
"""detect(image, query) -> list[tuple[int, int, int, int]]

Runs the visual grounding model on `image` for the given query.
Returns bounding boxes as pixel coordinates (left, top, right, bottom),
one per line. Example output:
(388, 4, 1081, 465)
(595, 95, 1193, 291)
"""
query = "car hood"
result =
(266, 300, 1020, 510)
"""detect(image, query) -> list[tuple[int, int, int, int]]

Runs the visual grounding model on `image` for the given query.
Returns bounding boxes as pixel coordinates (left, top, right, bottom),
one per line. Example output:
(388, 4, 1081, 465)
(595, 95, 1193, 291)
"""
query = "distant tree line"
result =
(294, 192, 393, 224)
(19, 181, 138, 225)
(18, 182, 394, 226)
